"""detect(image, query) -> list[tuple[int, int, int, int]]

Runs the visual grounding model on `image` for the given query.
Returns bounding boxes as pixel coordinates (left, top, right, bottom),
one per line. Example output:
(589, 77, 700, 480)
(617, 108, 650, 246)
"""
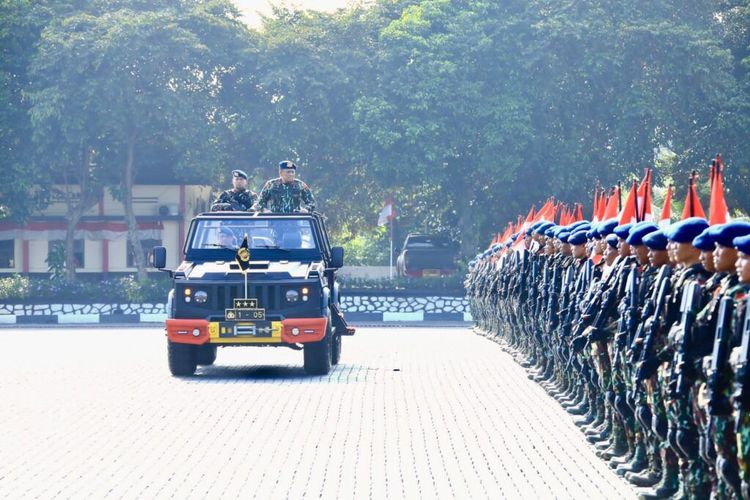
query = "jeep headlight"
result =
(194, 290, 208, 304)
(285, 290, 299, 303)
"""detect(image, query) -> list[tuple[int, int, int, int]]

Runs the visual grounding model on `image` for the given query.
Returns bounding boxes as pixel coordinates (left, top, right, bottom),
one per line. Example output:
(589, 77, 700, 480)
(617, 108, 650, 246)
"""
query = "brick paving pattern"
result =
(0, 327, 635, 499)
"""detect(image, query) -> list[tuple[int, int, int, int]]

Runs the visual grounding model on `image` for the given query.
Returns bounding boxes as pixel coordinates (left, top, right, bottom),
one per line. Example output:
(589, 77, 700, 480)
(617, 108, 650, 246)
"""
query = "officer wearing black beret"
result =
(213, 169, 258, 211)
(255, 161, 316, 213)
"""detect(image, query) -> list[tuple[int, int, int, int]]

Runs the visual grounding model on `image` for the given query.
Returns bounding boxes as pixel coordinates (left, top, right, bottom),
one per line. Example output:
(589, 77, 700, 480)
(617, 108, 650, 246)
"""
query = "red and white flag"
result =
(377, 195, 397, 226)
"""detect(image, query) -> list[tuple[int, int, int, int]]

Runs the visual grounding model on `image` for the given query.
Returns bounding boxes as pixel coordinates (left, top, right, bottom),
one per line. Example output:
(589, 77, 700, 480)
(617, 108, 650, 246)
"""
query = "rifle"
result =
(615, 265, 639, 351)
(629, 266, 671, 364)
(671, 281, 702, 398)
(635, 274, 672, 382)
(733, 295, 750, 427)
(570, 256, 623, 341)
(547, 263, 561, 332)
(707, 296, 735, 416)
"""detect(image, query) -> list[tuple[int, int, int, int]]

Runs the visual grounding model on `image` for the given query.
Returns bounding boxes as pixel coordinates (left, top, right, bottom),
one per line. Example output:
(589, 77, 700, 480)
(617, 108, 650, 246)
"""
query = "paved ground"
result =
(0, 327, 635, 499)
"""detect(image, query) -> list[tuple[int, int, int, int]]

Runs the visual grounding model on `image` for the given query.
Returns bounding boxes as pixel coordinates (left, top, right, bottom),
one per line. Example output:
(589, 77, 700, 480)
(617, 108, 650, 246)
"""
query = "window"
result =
(0, 240, 14, 268)
(47, 240, 85, 268)
(190, 219, 317, 251)
(128, 239, 162, 268)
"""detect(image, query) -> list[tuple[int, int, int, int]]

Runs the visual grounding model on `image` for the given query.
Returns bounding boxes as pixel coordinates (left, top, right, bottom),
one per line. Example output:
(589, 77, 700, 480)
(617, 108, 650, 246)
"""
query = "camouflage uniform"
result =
(214, 188, 257, 211)
(256, 178, 316, 213)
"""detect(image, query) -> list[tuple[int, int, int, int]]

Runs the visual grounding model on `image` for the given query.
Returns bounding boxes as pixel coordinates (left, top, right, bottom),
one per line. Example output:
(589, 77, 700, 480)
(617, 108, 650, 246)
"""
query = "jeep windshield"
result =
(186, 217, 322, 261)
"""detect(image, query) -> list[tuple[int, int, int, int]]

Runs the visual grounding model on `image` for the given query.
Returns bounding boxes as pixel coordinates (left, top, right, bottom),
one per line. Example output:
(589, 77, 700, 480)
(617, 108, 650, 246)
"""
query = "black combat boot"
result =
(616, 434, 648, 476)
(637, 449, 679, 499)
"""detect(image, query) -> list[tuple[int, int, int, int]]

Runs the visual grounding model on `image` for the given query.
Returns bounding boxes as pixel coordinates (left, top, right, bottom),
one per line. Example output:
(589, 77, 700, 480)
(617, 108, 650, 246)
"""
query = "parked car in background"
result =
(396, 234, 459, 278)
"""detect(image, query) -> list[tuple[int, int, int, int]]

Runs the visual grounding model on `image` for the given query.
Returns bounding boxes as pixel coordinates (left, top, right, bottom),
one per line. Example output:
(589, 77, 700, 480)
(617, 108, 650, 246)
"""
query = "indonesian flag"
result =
(659, 185, 673, 229)
(377, 195, 396, 226)
(709, 154, 730, 225)
(681, 171, 706, 220)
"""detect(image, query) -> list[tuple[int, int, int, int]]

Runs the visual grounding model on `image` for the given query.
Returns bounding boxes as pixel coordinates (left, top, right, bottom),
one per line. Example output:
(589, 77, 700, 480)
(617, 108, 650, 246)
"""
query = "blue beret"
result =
(482, 249, 491, 258)
(614, 223, 634, 239)
(586, 229, 595, 239)
(734, 234, 750, 254)
(692, 228, 716, 251)
(534, 222, 554, 235)
(558, 231, 572, 243)
(667, 217, 709, 243)
(626, 222, 659, 246)
(605, 233, 619, 249)
(491, 243, 503, 253)
(570, 223, 591, 233)
(568, 230, 588, 246)
(231, 169, 248, 179)
(279, 160, 297, 170)
(710, 221, 750, 248)
(544, 225, 559, 238)
(643, 230, 668, 250)
(597, 219, 619, 238)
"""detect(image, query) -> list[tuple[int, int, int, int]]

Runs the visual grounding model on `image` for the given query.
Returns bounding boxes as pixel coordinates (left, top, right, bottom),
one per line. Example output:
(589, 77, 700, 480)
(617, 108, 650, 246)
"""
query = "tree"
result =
(30, 1, 249, 279)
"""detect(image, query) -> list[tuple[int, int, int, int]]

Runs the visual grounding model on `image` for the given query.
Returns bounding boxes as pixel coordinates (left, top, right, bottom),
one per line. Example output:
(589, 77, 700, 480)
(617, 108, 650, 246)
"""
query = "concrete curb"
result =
(0, 311, 473, 326)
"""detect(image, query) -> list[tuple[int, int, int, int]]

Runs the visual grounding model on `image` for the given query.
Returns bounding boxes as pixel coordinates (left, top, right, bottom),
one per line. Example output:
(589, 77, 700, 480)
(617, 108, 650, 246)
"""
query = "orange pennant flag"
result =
(618, 180, 638, 225)
(709, 154, 729, 225)
(659, 185, 673, 229)
(681, 171, 707, 220)
(602, 186, 620, 221)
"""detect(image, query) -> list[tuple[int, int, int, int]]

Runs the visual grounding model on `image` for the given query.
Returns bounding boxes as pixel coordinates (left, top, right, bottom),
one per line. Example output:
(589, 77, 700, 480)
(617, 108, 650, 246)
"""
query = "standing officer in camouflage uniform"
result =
(213, 169, 258, 211)
(732, 233, 750, 499)
(256, 161, 316, 213)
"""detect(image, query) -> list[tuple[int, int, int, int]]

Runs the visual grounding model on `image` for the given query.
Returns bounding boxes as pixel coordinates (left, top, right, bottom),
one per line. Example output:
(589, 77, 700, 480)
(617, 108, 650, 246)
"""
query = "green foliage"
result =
(4, 0, 750, 262)
(339, 274, 464, 291)
(333, 227, 391, 266)
(45, 241, 67, 281)
(0, 274, 171, 302)
(0, 275, 30, 300)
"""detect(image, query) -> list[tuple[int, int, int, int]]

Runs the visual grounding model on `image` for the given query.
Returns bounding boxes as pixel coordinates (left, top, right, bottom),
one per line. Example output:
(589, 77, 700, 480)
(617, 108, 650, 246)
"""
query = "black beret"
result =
(279, 160, 297, 170)
(231, 169, 248, 179)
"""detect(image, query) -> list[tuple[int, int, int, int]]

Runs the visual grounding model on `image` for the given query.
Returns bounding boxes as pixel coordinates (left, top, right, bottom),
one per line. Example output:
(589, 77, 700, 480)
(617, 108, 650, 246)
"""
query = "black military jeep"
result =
(151, 212, 354, 376)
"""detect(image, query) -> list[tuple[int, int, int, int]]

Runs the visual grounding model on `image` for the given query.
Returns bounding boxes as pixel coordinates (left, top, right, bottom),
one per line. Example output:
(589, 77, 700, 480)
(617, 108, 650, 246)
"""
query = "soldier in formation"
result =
(467, 203, 750, 499)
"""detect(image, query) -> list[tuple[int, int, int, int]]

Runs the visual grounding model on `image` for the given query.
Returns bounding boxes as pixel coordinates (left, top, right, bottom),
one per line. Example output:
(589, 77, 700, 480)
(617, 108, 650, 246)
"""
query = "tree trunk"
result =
(62, 144, 100, 281)
(123, 133, 148, 281)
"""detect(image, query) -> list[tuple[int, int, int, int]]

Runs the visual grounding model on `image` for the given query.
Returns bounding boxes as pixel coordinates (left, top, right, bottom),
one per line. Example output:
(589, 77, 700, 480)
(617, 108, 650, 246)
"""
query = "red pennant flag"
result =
(591, 186, 599, 222)
(573, 203, 583, 222)
(709, 154, 729, 225)
(681, 171, 706, 220)
(597, 190, 607, 221)
(618, 180, 638, 225)
(637, 169, 653, 222)
(659, 185, 673, 228)
(602, 186, 620, 221)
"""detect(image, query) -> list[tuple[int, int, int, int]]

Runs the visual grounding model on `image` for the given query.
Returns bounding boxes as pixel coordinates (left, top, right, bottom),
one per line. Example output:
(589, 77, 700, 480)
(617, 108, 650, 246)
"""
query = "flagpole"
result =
(389, 220, 394, 279)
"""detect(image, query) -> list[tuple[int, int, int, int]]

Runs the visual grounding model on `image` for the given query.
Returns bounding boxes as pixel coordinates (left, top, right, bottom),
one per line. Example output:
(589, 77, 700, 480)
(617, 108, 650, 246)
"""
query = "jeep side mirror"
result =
(330, 247, 344, 268)
(150, 246, 167, 269)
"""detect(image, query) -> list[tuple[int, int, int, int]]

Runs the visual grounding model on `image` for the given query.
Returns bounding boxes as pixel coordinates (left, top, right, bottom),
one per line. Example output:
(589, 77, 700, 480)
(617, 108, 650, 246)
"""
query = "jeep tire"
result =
(168, 342, 197, 376)
(331, 329, 342, 366)
(304, 317, 332, 375)
(196, 345, 217, 366)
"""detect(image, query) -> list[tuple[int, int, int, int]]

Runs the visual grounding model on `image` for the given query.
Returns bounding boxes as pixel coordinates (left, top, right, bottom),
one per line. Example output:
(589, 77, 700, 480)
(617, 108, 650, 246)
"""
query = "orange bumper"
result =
(167, 317, 327, 345)
(166, 319, 210, 345)
(280, 317, 328, 344)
